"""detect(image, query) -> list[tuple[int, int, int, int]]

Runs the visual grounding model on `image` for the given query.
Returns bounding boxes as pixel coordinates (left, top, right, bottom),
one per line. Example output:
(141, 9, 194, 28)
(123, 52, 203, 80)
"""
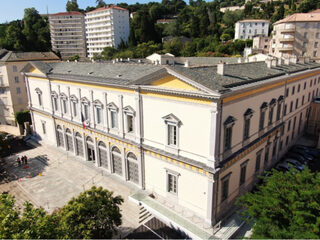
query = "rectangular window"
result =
(42, 122, 46, 134)
(310, 80, 313, 87)
(240, 164, 246, 186)
(243, 118, 250, 140)
(110, 110, 118, 128)
(292, 86, 295, 95)
(308, 92, 311, 102)
(167, 173, 177, 194)
(54, 98, 59, 111)
(288, 119, 291, 132)
(62, 99, 68, 114)
(297, 84, 300, 92)
(14, 76, 19, 83)
(13, 65, 17, 72)
(290, 101, 293, 112)
(276, 103, 282, 121)
(283, 104, 287, 116)
(315, 42, 318, 48)
(259, 111, 265, 130)
(18, 98, 22, 104)
(314, 51, 318, 57)
(279, 140, 283, 151)
(221, 178, 229, 202)
(302, 95, 305, 105)
(83, 104, 89, 120)
(304, 82, 307, 89)
(281, 125, 285, 135)
(168, 124, 177, 145)
(38, 93, 42, 106)
(72, 101, 77, 116)
(224, 126, 232, 150)
(126, 114, 134, 133)
(96, 107, 102, 124)
(16, 87, 21, 94)
(286, 136, 289, 146)
(268, 107, 274, 125)
(295, 98, 299, 109)
(285, 88, 289, 97)
(256, 151, 261, 172)
(272, 140, 277, 157)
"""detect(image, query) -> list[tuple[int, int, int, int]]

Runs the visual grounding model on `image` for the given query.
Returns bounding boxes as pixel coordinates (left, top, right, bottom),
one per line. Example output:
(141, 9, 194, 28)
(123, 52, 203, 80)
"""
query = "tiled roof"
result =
(238, 19, 269, 23)
(50, 11, 83, 16)
(0, 51, 59, 62)
(274, 12, 320, 24)
(174, 57, 243, 66)
(87, 5, 128, 14)
(26, 60, 320, 94)
(311, 9, 320, 13)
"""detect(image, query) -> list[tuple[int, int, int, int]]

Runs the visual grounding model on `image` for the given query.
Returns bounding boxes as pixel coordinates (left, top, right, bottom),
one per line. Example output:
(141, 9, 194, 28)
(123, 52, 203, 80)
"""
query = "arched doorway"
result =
(111, 146, 122, 175)
(65, 128, 73, 152)
(86, 136, 95, 162)
(127, 152, 139, 184)
(75, 132, 83, 157)
(56, 125, 64, 147)
(98, 141, 108, 169)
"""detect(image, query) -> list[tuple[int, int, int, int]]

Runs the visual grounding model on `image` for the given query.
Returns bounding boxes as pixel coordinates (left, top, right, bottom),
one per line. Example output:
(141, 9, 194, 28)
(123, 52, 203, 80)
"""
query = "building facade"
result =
(235, 19, 269, 40)
(22, 59, 320, 237)
(49, 12, 87, 60)
(252, 35, 271, 53)
(270, 12, 320, 61)
(85, 6, 129, 58)
(0, 50, 59, 126)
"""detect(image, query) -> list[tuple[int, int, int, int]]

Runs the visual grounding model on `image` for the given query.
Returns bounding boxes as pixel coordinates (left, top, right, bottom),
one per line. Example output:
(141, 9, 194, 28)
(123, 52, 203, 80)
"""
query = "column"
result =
(48, 79, 54, 114)
(107, 142, 113, 174)
(78, 88, 82, 123)
(104, 93, 109, 132)
(62, 125, 68, 151)
(208, 104, 218, 168)
(206, 173, 215, 226)
(72, 129, 77, 156)
(121, 145, 127, 180)
(58, 85, 63, 118)
(24, 75, 32, 108)
(135, 90, 142, 143)
(82, 133, 88, 161)
(138, 148, 145, 189)
(118, 95, 124, 138)
(90, 90, 94, 128)
(52, 119, 59, 147)
(67, 86, 72, 121)
(94, 137, 99, 167)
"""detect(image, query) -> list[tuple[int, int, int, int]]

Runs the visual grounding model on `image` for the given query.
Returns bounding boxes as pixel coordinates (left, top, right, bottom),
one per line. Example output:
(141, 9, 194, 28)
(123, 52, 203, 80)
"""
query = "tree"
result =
(58, 186, 123, 239)
(14, 110, 31, 126)
(66, 0, 80, 12)
(237, 168, 320, 239)
(101, 47, 117, 60)
(68, 54, 80, 61)
(96, 0, 107, 8)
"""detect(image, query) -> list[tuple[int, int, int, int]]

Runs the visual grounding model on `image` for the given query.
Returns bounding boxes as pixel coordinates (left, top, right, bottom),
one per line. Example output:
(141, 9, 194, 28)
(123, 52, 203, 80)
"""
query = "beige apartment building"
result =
(49, 11, 87, 60)
(270, 11, 320, 61)
(0, 50, 59, 126)
(253, 35, 271, 54)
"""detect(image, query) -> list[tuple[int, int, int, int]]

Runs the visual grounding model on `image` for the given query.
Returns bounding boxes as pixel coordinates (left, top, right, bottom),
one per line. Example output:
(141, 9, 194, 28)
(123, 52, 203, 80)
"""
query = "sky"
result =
(0, 0, 156, 23)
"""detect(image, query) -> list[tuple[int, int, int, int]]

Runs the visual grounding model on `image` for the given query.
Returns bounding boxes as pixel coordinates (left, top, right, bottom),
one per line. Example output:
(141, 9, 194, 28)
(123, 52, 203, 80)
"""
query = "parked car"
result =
(275, 162, 291, 172)
(285, 152, 309, 164)
(4, 134, 14, 140)
(289, 149, 314, 162)
(290, 145, 320, 159)
(284, 158, 305, 171)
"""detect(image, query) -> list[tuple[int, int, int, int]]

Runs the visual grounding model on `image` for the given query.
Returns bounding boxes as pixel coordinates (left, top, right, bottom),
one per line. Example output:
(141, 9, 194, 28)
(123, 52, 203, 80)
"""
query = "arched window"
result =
(94, 100, 103, 125)
(111, 146, 122, 175)
(127, 152, 139, 184)
(35, 88, 42, 106)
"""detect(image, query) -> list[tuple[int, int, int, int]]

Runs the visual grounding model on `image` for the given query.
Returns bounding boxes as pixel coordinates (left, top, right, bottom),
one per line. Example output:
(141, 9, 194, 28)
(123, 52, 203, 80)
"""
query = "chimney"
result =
(298, 56, 305, 64)
(127, 58, 130, 61)
(120, 58, 123, 62)
(252, 57, 257, 62)
(91, 59, 95, 63)
(271, 58, 277, 67)
(184, 60, 189, 68)
(290, 56, 297, 64)
(112, 60, 116, 64)
(217, 61, 225, 75)
(238, 58, 242, 63)
(278, 58, 284, 65)
(305, 57, 310, 63)
(284, 58, 290, 65)
(265, 58, 272, 68)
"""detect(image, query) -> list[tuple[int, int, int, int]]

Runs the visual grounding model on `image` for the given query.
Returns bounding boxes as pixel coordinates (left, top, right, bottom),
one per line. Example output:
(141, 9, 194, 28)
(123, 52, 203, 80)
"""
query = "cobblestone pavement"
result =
(1, 143, 141, 238)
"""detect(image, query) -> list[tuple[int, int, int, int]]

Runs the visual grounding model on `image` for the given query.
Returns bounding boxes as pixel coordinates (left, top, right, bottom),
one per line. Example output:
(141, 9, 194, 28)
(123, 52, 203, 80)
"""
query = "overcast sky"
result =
(1, 0, 155, 23)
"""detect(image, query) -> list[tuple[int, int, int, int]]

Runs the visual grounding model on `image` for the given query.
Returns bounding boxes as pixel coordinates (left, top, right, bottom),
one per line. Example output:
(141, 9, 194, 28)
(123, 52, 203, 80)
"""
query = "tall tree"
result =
(96, 0, 107, 8)
(237, 168, 320, 239)
(66, 0, 80, 12)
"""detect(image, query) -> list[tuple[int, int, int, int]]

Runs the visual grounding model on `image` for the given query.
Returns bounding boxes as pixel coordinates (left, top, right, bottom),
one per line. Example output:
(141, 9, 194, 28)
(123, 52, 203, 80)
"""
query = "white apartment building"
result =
(22, 58, 320, 238)
(49, 11, 87, 60)
(85, 6, 129, 58)
(235, 19, 269, 40)
(270, 11, 320, 61)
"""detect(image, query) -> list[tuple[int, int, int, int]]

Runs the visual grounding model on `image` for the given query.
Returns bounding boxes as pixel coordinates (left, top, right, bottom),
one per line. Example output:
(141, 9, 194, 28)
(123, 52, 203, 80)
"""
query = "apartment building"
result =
(0, 49, 59, 126)
(270, 11, 320, 61)
(22, 58, 320, 238)
(234, 19, 269, 40)
(252, 35, 271, 53)
(85, 6, 129, 58)
(49, 11, 87, 60)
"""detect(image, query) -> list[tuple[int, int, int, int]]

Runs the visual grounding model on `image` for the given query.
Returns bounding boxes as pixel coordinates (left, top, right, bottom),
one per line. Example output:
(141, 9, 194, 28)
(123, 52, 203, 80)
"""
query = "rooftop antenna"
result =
(46, 5, 49, 15)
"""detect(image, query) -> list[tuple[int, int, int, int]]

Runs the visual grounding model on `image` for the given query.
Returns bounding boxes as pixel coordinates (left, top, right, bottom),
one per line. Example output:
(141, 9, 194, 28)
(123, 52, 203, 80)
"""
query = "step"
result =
(139, 212, 153, 224)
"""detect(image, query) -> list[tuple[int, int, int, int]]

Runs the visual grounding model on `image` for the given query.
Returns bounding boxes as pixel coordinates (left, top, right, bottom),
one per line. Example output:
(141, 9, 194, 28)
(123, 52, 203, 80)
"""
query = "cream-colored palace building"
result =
(22, 58, 320, 238)
(270, 11, 320, 61)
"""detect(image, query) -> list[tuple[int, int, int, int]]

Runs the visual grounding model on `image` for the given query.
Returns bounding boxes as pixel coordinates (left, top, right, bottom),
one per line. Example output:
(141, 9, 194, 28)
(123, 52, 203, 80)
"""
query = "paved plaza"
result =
(1, 141, 142, 238)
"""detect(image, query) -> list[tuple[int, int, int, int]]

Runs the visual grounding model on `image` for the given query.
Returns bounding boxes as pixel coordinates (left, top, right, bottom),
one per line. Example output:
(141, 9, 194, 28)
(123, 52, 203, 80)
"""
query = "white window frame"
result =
(41, 120, 46, 134)
(70, 95, 78, 117)
(51, 91, 59, 112)
(35, 88, 42, 107)
(166, 169, 180, 195)
(107, 102, 119, 129)
(162, 113, 182, 149)
(123, 105, 135, 134)
(81, 97, 90, 121)
(14, 76, 19, 83)
(94, 99, 104, 125)
(60, 93, 68, 114)
(13, 65, 17, 72)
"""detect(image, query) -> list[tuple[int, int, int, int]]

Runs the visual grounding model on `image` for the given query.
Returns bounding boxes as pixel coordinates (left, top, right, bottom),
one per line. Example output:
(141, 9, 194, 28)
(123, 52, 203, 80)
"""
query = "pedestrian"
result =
(24, 156, 28, 164)
(21, 156, 25, 164)
(17, 157, 21, 166)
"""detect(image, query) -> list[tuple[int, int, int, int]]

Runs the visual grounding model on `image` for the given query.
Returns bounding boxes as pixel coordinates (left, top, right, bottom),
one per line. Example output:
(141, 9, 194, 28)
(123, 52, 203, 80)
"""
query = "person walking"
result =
(17, 157, 21, 166)
(24, 156, 28, 164)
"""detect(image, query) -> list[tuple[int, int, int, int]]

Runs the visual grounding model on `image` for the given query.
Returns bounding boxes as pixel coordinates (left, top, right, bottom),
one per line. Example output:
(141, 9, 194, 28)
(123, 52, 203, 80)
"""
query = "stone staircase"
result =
(139, 204, 153, 224)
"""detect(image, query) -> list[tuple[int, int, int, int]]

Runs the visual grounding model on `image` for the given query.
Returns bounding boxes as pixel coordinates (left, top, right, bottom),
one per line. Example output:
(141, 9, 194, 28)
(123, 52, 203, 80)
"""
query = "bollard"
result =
(39, 172, 42, 176)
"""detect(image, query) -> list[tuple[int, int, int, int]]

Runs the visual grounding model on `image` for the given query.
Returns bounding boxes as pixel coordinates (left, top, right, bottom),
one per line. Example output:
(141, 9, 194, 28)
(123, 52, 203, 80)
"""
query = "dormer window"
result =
(35, 88, 42, 107)
(162, 114, 182, 147)
(93, 99, 103, 125)
(107, 102, 118, 129)
(123, 106, 135, 133)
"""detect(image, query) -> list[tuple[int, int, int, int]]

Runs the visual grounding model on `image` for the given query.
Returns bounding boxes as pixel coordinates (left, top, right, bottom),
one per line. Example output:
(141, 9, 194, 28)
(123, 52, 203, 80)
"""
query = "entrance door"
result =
(87, 145, 95, 162)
